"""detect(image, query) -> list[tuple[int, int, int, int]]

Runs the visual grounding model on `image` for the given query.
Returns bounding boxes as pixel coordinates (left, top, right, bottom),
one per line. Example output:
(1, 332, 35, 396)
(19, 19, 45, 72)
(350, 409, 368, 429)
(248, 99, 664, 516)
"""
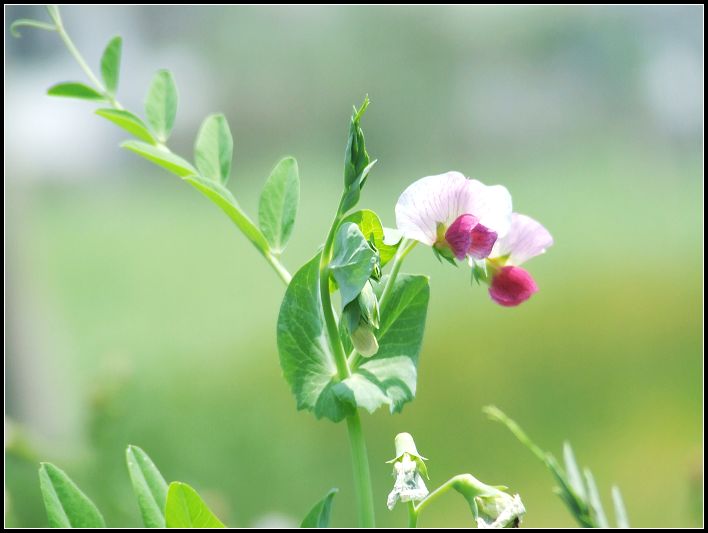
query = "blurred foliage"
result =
(5, 4, 702, 528)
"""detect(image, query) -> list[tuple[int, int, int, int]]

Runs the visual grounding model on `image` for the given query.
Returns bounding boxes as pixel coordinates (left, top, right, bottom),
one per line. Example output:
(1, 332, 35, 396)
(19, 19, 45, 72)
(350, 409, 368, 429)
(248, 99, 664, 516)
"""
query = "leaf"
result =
(10, 19, 56, 37)
(100, 36, 122, 95)
(96, 109, 157, 144)
(126, 445, 168, 528)
(165, 482, 225, 528)
(341, 97, 375, 213)
(47, 82, 105, 101)
(194, 113, 233, 185)
(38, 463, 106, 528)
(611, 486, 629, 528)
(330, 222, 378, 308)
(258, 157, 300, 253)
(300, 488, 338, 528)
(342, 210, 398, 266)
(333, 273, 430, 414)
(145, 69, 178, 142)
(183, 174, 271, 252)
(277, 255, 355, 423)
(562, 442, 587, 502)
(583, 469, 609, 528)
(121, 140, 197, 177)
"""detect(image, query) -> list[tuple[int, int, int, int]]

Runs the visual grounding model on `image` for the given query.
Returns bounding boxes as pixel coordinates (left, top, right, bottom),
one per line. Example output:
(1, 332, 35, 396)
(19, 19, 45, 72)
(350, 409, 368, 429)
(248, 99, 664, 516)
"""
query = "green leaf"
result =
(330, 222, 378, 308)
(258, 157, 300, 253)
(277, 255, 355, 423)
(145, 69, 178, 142)
(611, 486, 629, 528)
(583, 469, 609, 528)
(38, 463, 106, 528)
(47, 82, 105, 102)
(300, 488, 338, 528)
(342, 210, 398, 267)
(10, 19, 56, 38)
(334, 273, 429, 414)
(96, 109, 157, 144)
(121, 140, 197, 177)
(194, 113, 233, 185)
(182, 174, 271, 252)
(562, 442, 587, 502)
(100, 36, 122, 95)
(165, 482, 225, 528)
(126, 445, 168, 528)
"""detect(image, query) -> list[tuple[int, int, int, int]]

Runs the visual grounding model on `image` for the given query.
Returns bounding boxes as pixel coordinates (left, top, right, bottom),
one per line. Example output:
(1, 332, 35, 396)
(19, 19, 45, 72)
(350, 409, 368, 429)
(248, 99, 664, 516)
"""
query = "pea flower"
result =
(483, 213, 553, 307)
(386, 433, 429, 510)
(395, 172, 512, 262)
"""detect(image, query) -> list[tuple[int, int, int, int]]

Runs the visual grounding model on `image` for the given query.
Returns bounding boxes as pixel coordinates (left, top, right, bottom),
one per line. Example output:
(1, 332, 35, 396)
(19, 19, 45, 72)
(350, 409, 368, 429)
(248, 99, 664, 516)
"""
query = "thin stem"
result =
(407, 501, 418, 528)
(48, 6, 294, 285)
(413, 475, 462, 517)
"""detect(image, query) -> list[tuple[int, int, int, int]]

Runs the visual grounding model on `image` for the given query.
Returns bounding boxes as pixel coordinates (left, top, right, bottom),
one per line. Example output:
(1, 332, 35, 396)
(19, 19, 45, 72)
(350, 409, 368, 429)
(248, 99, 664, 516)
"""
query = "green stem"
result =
(319, 209, 375, 527)
(48, 5, 293, 285)
(407, 501, 418, 528)
(346, 413, 376, 528)
(413, 476, 460, 517)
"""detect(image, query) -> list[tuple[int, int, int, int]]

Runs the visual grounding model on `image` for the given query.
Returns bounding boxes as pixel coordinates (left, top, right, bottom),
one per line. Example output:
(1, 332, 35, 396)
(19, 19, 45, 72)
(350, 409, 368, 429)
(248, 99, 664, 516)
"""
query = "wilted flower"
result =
(395, 172, 512, 262)
(483, 213, 553, 307)
(386, 433, 429, 510)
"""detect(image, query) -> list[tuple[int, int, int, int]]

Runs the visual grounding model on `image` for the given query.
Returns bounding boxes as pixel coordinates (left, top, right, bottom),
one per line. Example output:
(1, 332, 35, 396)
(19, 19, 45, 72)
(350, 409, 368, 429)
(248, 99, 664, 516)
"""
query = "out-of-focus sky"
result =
(5, 5, 703, 528)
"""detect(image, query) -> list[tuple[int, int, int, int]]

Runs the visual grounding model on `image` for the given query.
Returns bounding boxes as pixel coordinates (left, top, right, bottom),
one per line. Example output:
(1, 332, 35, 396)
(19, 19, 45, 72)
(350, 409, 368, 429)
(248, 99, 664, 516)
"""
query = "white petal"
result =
(464, 180, 513, 237)
(492, 213, 553, 265)
(395, 171, 471, 245)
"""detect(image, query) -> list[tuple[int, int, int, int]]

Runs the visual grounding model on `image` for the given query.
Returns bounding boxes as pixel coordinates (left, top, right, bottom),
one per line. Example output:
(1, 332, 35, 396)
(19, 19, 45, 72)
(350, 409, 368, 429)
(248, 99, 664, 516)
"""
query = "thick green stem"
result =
(319, 209, 375, 527)
(346, 413, 376, 528)
(48, 5, 293, 285)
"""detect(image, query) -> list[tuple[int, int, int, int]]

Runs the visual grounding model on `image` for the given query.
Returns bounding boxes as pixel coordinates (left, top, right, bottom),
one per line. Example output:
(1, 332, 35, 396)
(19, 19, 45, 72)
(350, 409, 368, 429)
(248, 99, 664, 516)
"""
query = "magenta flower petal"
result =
(468, 223, 497, 260)
(488, 266, 538, 307)
(444, 214, 479, 259)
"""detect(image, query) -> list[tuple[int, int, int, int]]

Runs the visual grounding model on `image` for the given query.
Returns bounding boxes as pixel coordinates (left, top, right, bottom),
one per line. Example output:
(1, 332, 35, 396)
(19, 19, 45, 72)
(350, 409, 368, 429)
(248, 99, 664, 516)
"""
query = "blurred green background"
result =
(5, 5, 702, 528)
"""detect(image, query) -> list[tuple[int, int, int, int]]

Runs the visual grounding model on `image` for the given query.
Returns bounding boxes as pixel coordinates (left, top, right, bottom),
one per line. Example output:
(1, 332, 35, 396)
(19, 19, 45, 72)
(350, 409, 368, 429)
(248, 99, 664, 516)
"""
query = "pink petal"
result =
(445, 214, 479, 260)
(468, 223, 497, 260)
(395, 172, 472, 245)
(492, 213, 553, 265)
(488, 266, 538, 307)
(464, 180, 513, 237)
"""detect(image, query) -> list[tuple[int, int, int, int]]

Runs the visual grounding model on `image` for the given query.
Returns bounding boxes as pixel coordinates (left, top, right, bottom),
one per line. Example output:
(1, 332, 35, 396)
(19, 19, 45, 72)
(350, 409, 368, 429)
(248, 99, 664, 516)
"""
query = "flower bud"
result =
(488, 265, 538, 307)
(451, 474, 526, 528)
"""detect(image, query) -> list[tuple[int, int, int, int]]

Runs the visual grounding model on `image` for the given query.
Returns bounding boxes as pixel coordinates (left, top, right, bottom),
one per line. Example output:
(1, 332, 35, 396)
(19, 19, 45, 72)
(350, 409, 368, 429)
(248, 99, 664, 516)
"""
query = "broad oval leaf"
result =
(100, 36, 122, 95)
(165, 482, 225, 528)
(278, 257, 429, 421)
(96, 109, 157, 144)
(194, 113, 233, 185)
(342, 209, 398, 266)
(258, 157, 300, 253)
(277, 255, 355, 423)
(300, 488, 338, 528)
(38, 462, 106, 528)
(183, 174, 271, 252)
(48, 82, 105, 102)
(126, 445, 168, 528)
(121, 140, 197, 177)
(145, 69, 178, 142)
(330, 222, 378, 308)
(334, 273, 430, 414)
